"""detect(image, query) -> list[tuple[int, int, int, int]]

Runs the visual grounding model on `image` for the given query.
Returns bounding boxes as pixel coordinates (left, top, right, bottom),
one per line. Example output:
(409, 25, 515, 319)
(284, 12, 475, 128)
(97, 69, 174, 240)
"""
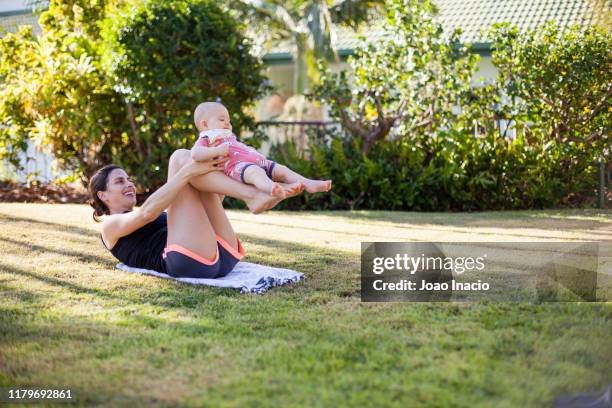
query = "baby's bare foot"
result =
(304, 179, 332, 193)
(279, 182, 304, 198)
(246, 191, 284, 214)
(270, 182, 286, 198)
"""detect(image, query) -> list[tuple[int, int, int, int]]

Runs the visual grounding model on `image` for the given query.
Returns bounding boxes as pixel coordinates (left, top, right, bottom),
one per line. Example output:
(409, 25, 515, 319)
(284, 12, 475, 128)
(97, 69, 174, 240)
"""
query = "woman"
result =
(90, 149, 302, 278)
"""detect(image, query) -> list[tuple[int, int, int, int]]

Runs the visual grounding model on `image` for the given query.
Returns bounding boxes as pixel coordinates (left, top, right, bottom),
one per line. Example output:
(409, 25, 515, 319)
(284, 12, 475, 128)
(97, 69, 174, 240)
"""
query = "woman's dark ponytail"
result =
(88, 164, 121, 222)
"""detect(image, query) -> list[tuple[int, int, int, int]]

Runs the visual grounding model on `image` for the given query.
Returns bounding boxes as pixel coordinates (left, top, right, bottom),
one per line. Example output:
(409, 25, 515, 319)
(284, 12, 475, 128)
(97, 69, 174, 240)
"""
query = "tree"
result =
(229, 0, 384, 94)
(0, 0, 269, 190)
(100, 0, 269, 190)
(310, 0, 479, 153)
(0, 0, 125, 182)
(490, 22, 611, 150)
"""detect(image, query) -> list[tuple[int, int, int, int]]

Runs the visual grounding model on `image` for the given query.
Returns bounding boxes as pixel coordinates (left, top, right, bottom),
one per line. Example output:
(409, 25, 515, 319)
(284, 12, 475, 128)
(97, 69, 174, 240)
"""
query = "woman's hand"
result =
(182, 155, 228, 179)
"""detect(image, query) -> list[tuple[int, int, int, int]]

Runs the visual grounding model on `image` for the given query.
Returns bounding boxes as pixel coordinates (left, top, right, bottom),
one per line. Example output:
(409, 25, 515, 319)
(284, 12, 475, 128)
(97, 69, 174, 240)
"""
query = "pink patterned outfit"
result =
(195, 129, 276, 183)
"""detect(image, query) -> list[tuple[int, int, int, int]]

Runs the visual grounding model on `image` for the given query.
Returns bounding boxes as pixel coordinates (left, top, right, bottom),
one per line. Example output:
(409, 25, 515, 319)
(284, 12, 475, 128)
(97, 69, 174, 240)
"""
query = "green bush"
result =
(0, 0, 269, 190)
(100, 0, 269, 191)
(265, 128, 598, 211)
(310, 0, 479, 154)
(0, 1, 126, 181)
(490, 22, 610, 151)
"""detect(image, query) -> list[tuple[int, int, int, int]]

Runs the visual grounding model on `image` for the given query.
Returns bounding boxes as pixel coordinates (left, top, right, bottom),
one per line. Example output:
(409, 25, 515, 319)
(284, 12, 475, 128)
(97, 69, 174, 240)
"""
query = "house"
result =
(0, 1, 40, 35)
(256, 0, 608, 123)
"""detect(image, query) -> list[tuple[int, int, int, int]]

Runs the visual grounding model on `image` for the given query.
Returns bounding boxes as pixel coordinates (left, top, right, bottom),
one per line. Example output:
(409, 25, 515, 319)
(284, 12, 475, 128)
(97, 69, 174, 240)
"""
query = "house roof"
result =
(1, 1, 607, 60)
(437, 0, 606, 42)
(264, 0, 609, 63)
(0, 9, 41, 36)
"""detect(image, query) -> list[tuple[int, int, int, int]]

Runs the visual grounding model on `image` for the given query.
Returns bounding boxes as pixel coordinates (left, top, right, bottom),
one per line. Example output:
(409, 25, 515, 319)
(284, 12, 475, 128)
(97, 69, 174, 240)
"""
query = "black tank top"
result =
(103, 212, 168, 273)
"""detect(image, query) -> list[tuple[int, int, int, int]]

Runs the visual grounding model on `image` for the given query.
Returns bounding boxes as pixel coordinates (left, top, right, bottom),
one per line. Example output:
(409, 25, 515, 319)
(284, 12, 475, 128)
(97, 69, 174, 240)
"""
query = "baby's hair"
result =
(193, 101, 226, 131)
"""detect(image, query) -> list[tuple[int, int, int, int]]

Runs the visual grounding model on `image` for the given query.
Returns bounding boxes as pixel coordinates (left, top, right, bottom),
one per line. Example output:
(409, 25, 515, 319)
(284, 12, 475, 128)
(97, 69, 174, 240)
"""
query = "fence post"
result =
(598, 159, 606, 209)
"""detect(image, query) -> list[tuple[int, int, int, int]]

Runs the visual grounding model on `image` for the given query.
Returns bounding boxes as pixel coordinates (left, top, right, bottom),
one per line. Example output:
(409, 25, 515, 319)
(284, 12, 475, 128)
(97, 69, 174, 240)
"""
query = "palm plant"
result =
(230, 0, 383, 95)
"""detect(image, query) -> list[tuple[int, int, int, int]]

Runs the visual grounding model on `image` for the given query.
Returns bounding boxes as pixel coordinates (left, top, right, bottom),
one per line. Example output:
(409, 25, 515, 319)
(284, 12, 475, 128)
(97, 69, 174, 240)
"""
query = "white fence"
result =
(1, 140, 66, 183)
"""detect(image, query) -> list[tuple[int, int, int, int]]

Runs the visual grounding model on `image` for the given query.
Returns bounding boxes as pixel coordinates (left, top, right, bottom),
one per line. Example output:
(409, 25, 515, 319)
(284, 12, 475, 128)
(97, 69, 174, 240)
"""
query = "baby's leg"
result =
(242, 164, 285, 198)
(263, 162, 304, 197)
(272, 163, 332, 193)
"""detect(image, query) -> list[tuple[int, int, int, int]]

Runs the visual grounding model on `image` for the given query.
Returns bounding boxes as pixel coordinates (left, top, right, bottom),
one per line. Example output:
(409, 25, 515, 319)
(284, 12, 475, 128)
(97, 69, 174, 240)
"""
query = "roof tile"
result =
(268, 0, 607, 55)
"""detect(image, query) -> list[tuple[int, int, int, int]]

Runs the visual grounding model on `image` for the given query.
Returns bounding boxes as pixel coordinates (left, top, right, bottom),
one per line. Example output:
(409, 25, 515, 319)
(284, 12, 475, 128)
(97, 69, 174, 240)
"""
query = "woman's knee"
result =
(168, 149, 191, 175)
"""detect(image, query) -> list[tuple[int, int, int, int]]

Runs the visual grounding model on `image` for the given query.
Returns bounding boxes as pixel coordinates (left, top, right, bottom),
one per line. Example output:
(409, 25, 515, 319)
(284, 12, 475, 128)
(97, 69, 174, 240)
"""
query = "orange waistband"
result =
(163, 235, 245, 265)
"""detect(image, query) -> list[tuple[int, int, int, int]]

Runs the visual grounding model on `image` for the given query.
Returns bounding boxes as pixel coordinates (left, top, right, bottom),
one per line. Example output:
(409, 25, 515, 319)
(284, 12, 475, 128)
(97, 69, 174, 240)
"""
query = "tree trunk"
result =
(294, 33, 308, 95)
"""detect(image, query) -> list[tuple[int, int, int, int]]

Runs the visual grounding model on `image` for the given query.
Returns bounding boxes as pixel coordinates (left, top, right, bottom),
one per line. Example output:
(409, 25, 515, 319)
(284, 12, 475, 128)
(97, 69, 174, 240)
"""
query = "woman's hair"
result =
(88, 164, 121, 222)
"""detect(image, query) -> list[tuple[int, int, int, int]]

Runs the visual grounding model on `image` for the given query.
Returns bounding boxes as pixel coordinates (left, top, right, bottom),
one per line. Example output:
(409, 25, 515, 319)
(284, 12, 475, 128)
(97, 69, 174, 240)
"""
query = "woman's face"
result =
(97, 168, 137, 213)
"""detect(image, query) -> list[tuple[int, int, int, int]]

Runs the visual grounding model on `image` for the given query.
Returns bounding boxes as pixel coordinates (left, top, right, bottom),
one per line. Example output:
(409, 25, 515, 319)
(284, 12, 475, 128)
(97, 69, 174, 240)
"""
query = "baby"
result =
(191, 101, 332, 198)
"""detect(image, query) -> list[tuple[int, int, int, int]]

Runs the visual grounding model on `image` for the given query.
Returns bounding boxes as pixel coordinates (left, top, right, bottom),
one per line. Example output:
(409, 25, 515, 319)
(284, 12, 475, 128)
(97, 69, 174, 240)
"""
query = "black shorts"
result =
(162, 235, 245, 279)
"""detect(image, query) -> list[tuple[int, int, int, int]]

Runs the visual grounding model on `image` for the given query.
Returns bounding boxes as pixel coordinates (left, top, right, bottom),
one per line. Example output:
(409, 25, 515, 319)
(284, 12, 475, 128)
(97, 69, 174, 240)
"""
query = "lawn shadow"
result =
(312, 209, 612, 232)
(0, 213, 97, 237)
(1, 236, 113, 267)
(0, 226, 356, 307)
(0, 261, 126, 301)
(0, 279, 46, 311)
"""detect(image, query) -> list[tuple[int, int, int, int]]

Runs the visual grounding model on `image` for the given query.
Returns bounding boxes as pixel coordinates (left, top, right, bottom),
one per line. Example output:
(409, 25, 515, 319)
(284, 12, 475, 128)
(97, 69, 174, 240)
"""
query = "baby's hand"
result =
(190, 146, 206, 162)
(213, 144, 229, 157)
(191, 144, 229, 162)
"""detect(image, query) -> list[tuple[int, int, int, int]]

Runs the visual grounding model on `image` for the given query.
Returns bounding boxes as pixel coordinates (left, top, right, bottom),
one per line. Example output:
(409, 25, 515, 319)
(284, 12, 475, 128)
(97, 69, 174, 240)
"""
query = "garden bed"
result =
(0, 180, 89, 204)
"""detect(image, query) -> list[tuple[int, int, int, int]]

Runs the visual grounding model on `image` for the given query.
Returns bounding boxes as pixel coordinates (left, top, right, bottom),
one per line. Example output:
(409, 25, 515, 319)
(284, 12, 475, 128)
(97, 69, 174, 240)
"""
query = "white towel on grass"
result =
(116, 261, 304, 294)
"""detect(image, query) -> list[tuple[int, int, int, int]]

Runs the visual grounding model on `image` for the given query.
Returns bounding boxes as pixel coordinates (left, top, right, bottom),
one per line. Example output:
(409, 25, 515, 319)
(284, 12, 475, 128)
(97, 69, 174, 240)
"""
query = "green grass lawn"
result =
(1, 203, 611, 407)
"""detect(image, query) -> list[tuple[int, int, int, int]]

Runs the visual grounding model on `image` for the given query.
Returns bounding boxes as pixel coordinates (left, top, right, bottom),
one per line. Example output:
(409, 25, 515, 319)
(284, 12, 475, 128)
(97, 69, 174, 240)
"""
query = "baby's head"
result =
(193, 101, 232, 132)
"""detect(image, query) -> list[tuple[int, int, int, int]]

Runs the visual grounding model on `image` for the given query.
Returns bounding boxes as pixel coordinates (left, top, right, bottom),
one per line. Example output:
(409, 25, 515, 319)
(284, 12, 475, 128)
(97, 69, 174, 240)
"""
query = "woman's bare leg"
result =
(165, 152, 219, 260)
(197, 191, 239, 251)
(187, 164, 285, 214)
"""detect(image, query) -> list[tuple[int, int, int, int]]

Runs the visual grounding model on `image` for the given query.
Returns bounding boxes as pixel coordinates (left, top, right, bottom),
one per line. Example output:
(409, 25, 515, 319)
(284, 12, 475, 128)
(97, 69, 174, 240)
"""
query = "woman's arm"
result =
(102, 156, 227, 247)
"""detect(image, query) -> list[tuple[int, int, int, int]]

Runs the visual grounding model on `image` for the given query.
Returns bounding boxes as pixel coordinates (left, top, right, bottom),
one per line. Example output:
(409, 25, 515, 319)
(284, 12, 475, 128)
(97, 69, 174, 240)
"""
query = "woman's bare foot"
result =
(245, 191, 285, 214)
(304, 179, 332, 193)
(278, 182, 304, 198)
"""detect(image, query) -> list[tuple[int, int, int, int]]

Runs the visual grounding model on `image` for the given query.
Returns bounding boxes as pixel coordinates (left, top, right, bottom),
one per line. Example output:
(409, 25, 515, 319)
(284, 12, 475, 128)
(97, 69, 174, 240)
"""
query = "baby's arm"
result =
(191, 144, 229, 162)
